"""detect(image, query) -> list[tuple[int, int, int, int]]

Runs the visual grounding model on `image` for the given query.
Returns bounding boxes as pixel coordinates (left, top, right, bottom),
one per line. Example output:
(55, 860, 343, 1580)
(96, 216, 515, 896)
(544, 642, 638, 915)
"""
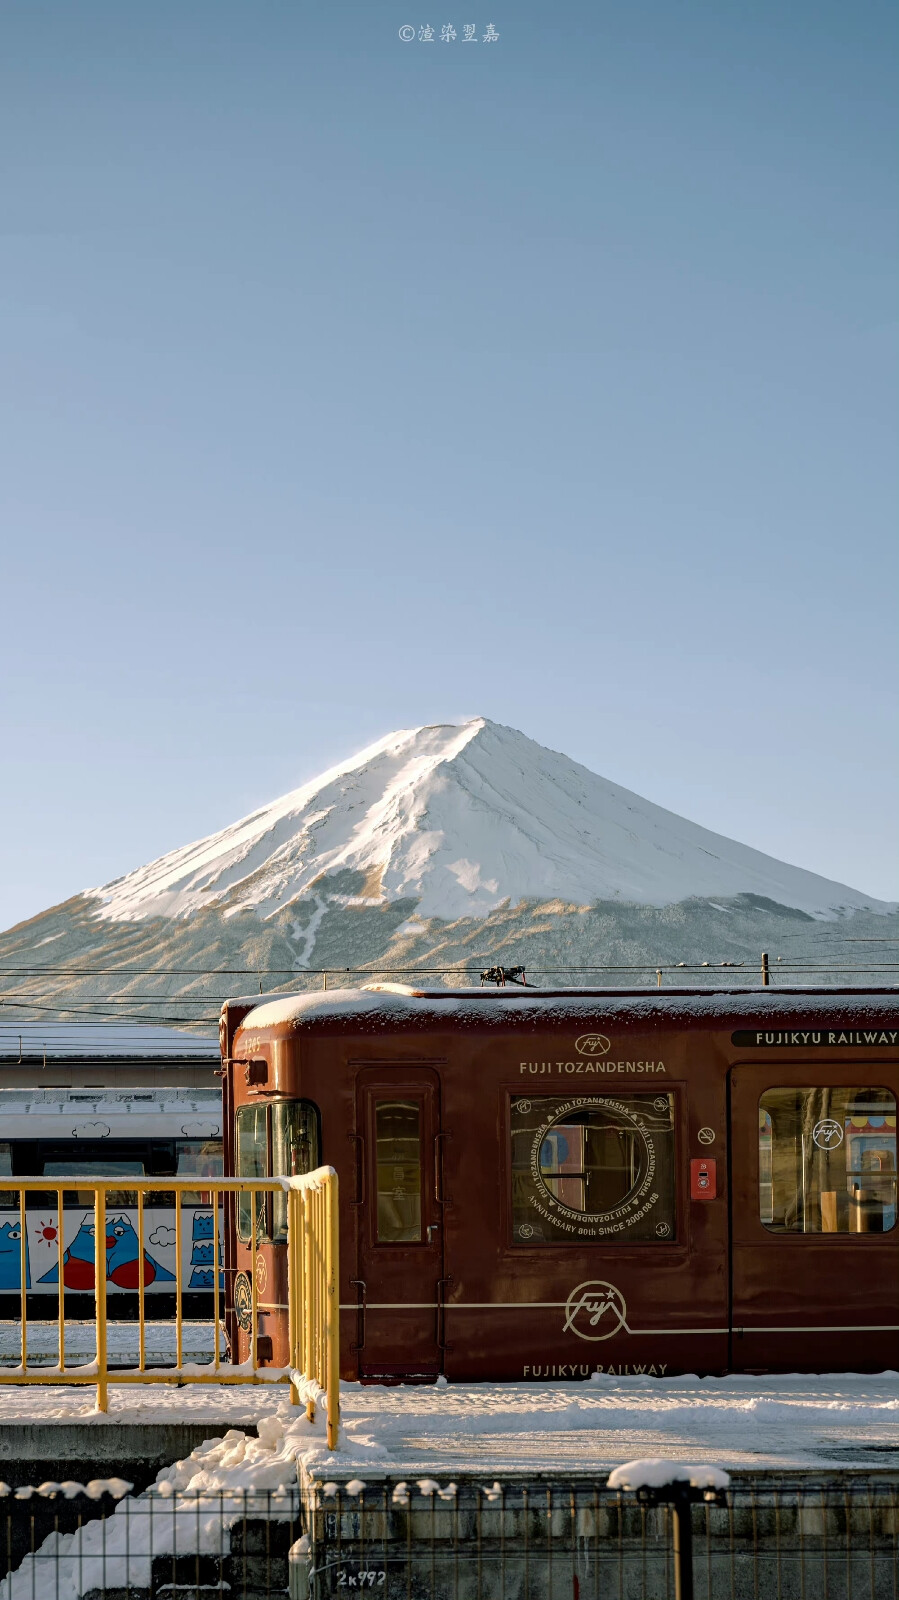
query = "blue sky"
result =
(1, 0, 896, 928)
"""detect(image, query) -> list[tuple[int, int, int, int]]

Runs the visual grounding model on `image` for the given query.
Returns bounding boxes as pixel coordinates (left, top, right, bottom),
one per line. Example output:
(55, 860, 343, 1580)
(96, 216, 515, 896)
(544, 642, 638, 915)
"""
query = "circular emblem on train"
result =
(563, 1280, 629, 1341)
(697, 1127, 715, 1145)
(234, 1271, 253, 1332)
(575, 1034, 611, 1057)
(813, 1118, 844, 1150)
(527, 1096, 664, 1238)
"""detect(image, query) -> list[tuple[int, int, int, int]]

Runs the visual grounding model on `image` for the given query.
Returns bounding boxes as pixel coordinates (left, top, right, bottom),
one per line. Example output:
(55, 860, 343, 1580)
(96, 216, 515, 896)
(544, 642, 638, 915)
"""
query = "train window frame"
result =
(507, 1090, 679, 1248)
(176, 1138, 225, 1206)
(236, 1099, 322, 1244)
(758, 1085, 896, 1237)
(236, 1104, 269, 1243)
(5, 1139, 212, 1210)
(272, 1099, 321, 1241)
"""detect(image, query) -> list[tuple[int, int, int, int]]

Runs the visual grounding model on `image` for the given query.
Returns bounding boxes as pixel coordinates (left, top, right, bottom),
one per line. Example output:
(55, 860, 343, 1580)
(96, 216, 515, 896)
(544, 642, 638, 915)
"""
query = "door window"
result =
(374, 1100, 422, 1243)
(759, 1086, 896, 1234)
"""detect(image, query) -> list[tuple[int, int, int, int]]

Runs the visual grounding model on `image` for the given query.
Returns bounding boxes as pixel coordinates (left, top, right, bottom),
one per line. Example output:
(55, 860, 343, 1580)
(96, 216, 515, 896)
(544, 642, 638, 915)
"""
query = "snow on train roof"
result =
(0, 1022, 219, 1059)
(235, 984, 899, 1035)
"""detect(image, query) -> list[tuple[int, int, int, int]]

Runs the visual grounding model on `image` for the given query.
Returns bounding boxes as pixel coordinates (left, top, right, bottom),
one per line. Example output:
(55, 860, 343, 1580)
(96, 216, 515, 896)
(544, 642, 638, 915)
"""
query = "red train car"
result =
(219, 986, 898, 1380)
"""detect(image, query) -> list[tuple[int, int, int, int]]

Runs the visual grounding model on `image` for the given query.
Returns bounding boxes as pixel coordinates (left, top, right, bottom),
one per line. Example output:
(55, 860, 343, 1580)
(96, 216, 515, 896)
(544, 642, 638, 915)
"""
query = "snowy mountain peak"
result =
(87, 717, 890, 925)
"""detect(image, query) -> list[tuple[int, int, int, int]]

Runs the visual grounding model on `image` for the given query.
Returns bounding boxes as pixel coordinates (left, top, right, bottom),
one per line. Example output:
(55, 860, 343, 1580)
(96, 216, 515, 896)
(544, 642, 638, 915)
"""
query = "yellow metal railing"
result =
(0, 1169, 340, 1447)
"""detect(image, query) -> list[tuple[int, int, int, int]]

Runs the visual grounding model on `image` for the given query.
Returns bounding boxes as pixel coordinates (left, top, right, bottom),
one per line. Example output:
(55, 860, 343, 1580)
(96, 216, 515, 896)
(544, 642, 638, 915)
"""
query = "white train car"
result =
(0, 1088, 223, 1295)
(0, 1023, 221, 1303)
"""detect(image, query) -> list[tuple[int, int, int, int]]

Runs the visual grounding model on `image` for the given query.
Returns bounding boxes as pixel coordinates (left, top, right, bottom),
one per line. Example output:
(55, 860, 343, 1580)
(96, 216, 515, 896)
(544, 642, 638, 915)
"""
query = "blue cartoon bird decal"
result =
(40, 1213, 175, 1289)
(0, 1219, 30, 1290)
(106, 1215, 175, 1288)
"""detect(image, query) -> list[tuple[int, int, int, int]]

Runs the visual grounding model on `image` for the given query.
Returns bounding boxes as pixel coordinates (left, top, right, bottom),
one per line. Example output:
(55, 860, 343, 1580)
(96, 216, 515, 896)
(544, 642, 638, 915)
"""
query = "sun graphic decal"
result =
(34, 1220, 59, 1247)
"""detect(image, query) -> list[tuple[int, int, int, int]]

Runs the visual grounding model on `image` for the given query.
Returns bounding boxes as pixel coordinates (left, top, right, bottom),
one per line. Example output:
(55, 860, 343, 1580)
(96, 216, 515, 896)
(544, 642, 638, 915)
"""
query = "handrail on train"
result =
(0, 1170, 340, 1449)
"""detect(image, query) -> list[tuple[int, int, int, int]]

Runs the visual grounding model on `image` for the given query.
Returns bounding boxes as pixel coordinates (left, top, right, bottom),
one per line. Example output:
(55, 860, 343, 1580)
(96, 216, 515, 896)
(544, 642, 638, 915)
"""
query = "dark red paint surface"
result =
(220, 989, 899, 1380)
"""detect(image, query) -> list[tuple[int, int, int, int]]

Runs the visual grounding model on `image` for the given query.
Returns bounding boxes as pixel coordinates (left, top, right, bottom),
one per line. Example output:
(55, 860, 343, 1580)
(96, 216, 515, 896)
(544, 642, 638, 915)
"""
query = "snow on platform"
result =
(306, 1372, 899, 1477)
(0, 1372, 895, 1474)
(0, 1321, 215, 1368)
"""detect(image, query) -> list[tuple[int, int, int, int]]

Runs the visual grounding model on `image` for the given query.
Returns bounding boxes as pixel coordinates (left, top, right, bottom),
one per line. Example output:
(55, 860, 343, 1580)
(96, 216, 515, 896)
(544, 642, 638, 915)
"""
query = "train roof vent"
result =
(361, 983, 426, 998)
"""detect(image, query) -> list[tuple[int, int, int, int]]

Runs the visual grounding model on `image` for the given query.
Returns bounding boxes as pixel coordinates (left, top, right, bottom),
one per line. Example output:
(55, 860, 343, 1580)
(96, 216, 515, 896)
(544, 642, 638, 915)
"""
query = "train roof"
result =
(230, 984, 899, 1038)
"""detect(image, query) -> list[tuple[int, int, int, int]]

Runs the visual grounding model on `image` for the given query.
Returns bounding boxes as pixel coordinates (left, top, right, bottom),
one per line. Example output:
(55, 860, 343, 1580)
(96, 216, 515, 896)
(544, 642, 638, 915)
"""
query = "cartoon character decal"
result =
(188, 1211, 223, 1290)
(38, 1214, 97, 1289)
(0, 1219, 30, 1290)
(107, 1215, 175, 1288)
(39, 1213, 176, 1290)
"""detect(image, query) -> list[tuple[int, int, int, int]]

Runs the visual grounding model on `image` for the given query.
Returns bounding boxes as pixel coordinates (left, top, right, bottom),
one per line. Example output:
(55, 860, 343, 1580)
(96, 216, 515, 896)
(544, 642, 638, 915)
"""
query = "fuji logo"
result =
(575, 1034, 611, 1057)
(563, 1280, 629, 1341)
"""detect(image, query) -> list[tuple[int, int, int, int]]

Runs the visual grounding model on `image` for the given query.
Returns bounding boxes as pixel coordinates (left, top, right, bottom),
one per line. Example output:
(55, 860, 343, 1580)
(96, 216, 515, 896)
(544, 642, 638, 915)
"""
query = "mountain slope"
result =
(87, 719, 889, 925)
(1, 718, 894, 1024)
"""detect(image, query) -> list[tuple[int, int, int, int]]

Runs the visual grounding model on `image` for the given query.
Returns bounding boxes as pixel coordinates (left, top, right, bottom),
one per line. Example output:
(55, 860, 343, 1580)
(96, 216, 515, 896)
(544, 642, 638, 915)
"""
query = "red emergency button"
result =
(691, 1157, 717, 1200)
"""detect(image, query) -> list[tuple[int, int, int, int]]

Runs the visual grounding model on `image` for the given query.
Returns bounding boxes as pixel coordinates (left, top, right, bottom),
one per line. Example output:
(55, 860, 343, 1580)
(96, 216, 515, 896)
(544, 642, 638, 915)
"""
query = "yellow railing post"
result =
(287, 1185, 299, 1406)
(137, 1189, 146, 1372)
(249, 1185, 259, 1375)
(304, 1188, 315, 1424)
(19, 1192, 27, 1375)
(94, 1187, 108, 1414)
(326, 1175, 340, 1450)
(212, 1195, 221, 1375)
(56, 1187, 65, 1374)
(174, 1195, 183, 1372)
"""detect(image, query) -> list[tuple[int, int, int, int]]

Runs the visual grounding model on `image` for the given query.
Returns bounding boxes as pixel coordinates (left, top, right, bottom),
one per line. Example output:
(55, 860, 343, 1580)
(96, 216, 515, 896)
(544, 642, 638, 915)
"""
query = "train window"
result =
(44, 1159, 145, 1209)
(236, 1104, 267, 1242)
(271, 1101, 320, 1241)
(0, 1143, 11, 1209)
(510, 1094, 676, 1244)
(759, 1086, 896, 1234)
(375, 1100, 422, 1243)
(176, 1140, 224, 1206)
(12, 1141, 177, 1207)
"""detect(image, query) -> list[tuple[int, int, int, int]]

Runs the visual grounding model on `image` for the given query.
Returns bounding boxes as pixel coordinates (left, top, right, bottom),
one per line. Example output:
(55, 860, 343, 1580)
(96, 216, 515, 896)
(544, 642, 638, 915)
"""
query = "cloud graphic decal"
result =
(71, 1122, 111, 1138)
(149, 1226, 176, 1249)
(181, 1121, 220, 1139)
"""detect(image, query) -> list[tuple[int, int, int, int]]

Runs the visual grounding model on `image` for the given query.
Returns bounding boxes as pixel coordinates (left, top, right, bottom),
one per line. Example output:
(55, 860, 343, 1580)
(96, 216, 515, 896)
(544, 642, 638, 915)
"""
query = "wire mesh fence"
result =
(0, 1475, 896, 1599)
(0, 1484, 299, 1599)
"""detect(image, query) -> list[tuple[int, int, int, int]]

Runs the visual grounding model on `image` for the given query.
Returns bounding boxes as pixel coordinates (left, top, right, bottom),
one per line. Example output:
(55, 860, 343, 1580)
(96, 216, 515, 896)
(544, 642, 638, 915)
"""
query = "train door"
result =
(354, 1069, 444, 1382)
(730, 1062, 898, 1372)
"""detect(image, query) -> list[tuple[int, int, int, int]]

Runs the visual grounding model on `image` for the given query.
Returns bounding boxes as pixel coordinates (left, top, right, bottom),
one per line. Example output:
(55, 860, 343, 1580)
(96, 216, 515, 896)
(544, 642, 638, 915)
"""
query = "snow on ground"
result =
(0, 1372, 895, 1473)
(0, 1376, 286, 1426)
(86, 718, 891, 925)
(0, 1322, 215, 1367)
(1, 1373, 895, 1599)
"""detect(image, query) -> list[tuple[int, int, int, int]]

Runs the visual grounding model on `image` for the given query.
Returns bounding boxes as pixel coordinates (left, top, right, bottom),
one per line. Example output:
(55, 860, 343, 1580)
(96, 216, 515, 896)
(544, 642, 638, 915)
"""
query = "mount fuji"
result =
(2, 719, 895, 1021)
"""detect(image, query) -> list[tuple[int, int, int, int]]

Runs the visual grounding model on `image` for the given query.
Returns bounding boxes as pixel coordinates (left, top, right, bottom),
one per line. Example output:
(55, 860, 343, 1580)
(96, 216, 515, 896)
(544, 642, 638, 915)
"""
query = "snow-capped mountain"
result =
(87, 718, 887, 925)
(2, 719, 894, 1020)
